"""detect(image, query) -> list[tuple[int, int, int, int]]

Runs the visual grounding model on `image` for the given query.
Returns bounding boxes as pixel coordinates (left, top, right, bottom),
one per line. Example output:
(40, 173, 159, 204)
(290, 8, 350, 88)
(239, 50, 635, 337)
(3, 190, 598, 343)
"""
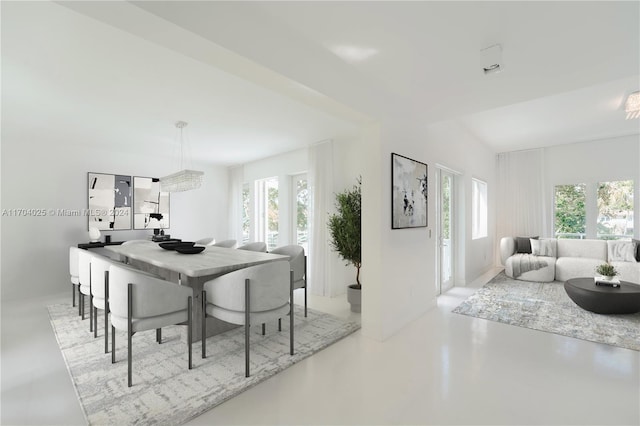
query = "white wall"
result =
(361, 118, 497, 341)
(1, 132, 228, 301)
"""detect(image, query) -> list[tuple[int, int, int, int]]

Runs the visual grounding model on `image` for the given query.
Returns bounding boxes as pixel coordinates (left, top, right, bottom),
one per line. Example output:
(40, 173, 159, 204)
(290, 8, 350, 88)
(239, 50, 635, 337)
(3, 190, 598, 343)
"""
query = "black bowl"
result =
(175, 246, 205, 254)
(159, 241, 195, 250)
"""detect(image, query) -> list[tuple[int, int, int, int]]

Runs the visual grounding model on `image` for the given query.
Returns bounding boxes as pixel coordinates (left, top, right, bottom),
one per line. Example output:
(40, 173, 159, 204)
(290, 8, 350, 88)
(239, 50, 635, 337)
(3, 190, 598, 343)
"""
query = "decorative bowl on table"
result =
(175, 246, 205, 254)
(159, 242, 195, 250)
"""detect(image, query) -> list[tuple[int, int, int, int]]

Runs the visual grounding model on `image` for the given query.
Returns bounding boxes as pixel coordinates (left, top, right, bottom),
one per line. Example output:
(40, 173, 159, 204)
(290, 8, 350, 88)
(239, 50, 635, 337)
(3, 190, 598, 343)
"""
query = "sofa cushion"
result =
(610, 261, 640, 284)
(531, 238, 556, 257)
(607, 240, 637, 262)
(555, 257, 604, 282)
(556, 239, 607, 260)
(516, 236, 538, 254)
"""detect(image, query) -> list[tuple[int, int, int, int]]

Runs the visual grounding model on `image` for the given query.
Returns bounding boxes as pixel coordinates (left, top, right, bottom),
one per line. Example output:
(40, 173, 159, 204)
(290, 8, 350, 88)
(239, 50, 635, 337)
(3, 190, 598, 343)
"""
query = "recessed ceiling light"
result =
(329, 45, 378, 64)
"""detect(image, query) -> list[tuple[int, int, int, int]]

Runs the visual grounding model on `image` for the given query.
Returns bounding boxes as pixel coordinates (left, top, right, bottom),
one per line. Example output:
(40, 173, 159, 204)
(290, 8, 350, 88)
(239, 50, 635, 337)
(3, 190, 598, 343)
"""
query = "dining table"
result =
(105, 241, 288, 342)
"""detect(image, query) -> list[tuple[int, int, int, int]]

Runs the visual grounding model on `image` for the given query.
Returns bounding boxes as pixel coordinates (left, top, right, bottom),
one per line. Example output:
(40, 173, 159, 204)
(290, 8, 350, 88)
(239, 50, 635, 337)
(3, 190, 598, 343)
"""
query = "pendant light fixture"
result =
(160, 121, 204, 192)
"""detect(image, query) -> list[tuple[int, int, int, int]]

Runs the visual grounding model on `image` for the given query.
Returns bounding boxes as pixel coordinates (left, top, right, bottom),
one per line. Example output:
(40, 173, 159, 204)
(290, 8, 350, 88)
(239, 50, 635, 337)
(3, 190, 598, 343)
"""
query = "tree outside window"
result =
(555, 184, 586, 239)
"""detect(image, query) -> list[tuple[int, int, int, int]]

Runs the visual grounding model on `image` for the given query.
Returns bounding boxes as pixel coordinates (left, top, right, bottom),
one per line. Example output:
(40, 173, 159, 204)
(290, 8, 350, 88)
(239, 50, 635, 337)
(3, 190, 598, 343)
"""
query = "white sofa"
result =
(500, 237, 640, 284)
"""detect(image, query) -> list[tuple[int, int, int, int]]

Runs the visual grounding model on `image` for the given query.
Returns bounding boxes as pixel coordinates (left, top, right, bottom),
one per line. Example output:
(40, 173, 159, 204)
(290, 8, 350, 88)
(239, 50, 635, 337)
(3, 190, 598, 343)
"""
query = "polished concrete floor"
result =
(2, 269, 639, 425)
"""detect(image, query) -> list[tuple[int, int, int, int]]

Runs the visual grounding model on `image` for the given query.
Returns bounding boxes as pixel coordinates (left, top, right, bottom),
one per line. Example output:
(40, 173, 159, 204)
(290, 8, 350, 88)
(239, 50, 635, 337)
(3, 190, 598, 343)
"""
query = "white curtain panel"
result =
(496, 149, 548, 240)
(308, 140, 336, 297)
(227, 165, 244, 244)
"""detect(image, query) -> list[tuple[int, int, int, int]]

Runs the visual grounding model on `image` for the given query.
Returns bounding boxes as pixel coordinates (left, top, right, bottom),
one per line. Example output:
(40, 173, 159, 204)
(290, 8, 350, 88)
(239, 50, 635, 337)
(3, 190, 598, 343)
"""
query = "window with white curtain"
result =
(255, 177, 279, 250)
(292, 173, 309, 253)
(472, 178, 488, 239)
(554, 180, 634, 240)
(241, 183, 250, 244)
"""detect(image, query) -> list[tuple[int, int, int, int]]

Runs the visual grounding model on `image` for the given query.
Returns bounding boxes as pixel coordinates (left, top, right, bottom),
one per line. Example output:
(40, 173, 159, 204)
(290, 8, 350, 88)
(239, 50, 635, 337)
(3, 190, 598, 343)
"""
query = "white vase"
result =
(89, 227, 101, 242)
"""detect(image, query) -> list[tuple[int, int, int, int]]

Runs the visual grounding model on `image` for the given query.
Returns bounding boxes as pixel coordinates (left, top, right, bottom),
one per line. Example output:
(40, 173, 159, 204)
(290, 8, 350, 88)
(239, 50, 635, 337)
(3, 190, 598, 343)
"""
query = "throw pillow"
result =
(607, 241, 637, 262)
(516, 236, 538, 254)
(530, 238, 555, 257)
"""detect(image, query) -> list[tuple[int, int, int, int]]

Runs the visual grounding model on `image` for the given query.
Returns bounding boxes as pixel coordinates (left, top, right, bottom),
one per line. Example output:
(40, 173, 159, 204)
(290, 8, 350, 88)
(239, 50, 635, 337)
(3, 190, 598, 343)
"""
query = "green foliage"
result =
(268, 186, 278, 232)
(296, 179, 308, 230)
(328, 177, 362, 287)
(555, 184, 586, 237)
(596, 263, 618, 277)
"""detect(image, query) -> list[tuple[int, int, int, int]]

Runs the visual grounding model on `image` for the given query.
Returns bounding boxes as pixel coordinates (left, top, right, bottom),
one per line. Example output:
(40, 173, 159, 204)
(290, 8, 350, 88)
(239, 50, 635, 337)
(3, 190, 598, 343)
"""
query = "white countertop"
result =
(105, 242, 287, 277)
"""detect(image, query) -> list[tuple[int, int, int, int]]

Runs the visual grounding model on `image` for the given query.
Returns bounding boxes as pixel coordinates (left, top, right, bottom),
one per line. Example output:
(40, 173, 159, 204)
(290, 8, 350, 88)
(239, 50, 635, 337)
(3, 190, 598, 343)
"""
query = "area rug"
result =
(452, 272, 640, 351)
(48, 304, 360, 425)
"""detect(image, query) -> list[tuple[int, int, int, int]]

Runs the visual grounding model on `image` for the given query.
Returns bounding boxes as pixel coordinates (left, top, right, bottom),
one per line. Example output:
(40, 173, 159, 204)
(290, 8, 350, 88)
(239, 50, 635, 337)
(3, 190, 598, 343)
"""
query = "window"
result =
(241, 183, 250, 244)
(472, 178, 488, 239)
(555, 184, 586, 239)
(554, 180, 634, 240)
(293, 174, 309, 253)
(256, 177, 279, 251)
(597, 180, 634, 240)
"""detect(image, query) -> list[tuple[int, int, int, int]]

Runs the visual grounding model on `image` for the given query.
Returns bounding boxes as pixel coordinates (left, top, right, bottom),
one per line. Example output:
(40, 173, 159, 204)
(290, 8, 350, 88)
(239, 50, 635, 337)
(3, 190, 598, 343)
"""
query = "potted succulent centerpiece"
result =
(596, 263, 618, 281)
(328, 178, 362, 313)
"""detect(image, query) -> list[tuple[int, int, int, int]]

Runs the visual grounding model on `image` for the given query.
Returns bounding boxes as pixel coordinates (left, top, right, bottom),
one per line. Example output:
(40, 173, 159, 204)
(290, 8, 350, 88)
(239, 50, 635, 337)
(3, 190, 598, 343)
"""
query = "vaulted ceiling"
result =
(4, 1, 639, 165)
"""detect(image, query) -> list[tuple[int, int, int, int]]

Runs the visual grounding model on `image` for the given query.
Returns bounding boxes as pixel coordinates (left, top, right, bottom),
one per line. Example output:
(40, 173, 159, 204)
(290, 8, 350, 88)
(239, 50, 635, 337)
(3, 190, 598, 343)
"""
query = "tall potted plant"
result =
(328, 177, 362, 312)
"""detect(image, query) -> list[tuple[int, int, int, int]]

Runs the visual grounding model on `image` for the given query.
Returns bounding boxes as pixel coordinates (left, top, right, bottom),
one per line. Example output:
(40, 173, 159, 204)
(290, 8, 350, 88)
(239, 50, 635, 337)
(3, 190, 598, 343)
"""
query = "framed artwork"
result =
(133, 176, 170, 230)
(391, 153, 428, 229)
(87, 173, 132, 230)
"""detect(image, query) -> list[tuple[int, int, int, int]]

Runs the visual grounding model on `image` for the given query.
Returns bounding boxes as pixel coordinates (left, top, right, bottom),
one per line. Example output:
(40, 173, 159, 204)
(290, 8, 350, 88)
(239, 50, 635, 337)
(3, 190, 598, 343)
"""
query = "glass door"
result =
(438, 169, 454, 294)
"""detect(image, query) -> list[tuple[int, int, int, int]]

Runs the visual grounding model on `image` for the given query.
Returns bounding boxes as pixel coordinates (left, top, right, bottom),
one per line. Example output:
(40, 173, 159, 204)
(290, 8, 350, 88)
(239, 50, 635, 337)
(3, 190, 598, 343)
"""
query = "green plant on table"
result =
(596, 263, 618, 277)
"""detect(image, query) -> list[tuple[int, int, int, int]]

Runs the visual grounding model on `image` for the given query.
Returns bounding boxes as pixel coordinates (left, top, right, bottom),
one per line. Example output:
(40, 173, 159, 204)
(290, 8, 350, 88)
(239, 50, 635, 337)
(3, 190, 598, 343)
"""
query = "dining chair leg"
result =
(304, 286, 308, 318)
(290, 270, 294, 355)
(105, 278, 109, 354)
(127, 283, 133, 388)
(201, 291, 207, 359)
(104, 309, 109, 353)
(72, 284, 76, 307)
(156, 328, 162, 344)
(188, 296, 192, 370)
(111, 325, 116, 363)
(278, 318, 282, 332)
(89, 296, 94, 333)
(78, 288, 82, 316)
(80, 294, 85, 320)
(261, 323, 265, 335)
(245, 278, 250, 378)
(93, 305, 98, 338)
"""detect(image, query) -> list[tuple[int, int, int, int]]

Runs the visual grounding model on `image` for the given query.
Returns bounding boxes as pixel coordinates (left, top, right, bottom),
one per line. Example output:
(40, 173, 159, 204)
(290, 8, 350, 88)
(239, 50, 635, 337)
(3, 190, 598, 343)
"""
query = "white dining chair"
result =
(77, 249, 94, 332)
(91, 255, 164, 354)
(211, 239, 236, 248)
(109, 263, 193, 387)
(69, 247, 81, 311)
(89, 253, 112, 353)
(269, 245, 307, 317)
(236, 242, 267, 252)
(122, 239, 152, 245)
(195, 237, 215, 246)
(201, 260, 293, 377)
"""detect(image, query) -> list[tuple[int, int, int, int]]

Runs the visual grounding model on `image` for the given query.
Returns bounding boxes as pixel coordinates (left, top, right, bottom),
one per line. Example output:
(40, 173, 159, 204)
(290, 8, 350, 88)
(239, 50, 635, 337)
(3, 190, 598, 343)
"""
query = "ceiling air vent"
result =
(480, 44, 503, 75)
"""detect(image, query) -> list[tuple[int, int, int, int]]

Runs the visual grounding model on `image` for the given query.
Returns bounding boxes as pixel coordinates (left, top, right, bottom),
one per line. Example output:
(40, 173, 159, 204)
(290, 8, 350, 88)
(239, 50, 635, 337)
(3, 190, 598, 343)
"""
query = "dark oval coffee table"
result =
(564, 277, 640, 314)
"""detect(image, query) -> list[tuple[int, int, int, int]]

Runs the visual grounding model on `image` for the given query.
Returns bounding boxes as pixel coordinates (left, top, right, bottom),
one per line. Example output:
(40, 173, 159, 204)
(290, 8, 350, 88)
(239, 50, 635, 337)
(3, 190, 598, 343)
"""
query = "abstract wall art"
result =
(391, 153, 428, 229)
(133, 176, 170, 230)
(87, 173, 132, 230)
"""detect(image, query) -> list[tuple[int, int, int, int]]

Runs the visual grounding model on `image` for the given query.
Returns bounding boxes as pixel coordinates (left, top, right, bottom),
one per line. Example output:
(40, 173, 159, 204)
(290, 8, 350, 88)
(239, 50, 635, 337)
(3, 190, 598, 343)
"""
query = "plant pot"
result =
(347, 284, 361, 313)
